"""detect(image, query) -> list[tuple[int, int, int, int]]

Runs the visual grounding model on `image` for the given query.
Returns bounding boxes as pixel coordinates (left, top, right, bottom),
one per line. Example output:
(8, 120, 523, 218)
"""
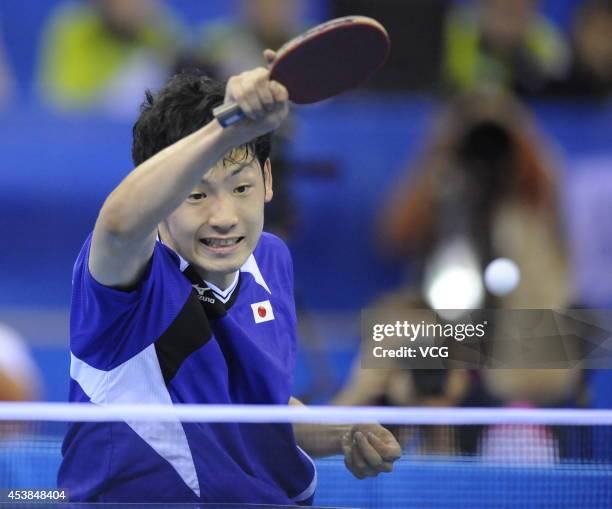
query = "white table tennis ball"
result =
(484, 258, 520, 296)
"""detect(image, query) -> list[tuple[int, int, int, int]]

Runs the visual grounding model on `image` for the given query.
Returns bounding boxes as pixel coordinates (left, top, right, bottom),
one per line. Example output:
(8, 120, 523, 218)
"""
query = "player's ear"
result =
(263, 158, 273, 203)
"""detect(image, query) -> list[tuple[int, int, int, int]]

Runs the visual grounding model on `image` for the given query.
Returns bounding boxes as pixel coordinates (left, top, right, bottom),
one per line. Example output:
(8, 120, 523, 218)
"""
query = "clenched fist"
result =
(341, 424, 402, 479)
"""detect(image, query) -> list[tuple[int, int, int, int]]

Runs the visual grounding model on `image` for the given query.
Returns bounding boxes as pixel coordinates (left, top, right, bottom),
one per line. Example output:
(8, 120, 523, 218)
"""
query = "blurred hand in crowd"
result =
(38, 0, 183, 117)
(443, 0, 569, 95)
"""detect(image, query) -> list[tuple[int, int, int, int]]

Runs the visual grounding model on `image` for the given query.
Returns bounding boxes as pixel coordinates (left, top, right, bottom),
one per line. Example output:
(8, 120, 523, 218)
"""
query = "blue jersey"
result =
(58, 232, 316, 505)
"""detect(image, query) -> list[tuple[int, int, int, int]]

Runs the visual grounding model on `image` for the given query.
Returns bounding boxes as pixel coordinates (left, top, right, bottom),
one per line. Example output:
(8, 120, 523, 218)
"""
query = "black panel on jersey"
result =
(155, 291, 213, 384)
(154, 265, 240, 384)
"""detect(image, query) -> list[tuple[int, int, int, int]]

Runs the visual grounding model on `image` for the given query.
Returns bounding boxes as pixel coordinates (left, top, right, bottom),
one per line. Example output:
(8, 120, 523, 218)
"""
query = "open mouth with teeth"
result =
(200, 237, 244, 249)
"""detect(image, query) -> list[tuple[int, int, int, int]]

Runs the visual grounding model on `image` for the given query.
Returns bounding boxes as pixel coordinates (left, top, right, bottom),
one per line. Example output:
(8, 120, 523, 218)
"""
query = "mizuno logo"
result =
(192, 284, 210, 296)
(192, 284, 215, 304)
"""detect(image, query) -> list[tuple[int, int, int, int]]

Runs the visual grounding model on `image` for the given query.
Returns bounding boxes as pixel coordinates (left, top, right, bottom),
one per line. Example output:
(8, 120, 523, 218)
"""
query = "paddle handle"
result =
(212, 102, 246, 128)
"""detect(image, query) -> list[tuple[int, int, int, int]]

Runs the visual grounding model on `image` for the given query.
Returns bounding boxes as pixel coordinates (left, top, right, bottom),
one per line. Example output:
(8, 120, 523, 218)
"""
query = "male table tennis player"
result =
(58, 56, 401, 504)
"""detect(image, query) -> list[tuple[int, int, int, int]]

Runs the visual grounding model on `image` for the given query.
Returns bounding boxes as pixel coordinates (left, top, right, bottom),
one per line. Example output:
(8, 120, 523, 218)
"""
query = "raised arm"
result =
(89, 67, 289, 289)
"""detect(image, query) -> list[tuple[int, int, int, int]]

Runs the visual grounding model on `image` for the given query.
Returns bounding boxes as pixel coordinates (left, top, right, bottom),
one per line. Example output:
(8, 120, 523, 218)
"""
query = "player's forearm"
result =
(97, 120, 231, 242)
(289, 397, 350, 458)
(293, 422, 351, 458)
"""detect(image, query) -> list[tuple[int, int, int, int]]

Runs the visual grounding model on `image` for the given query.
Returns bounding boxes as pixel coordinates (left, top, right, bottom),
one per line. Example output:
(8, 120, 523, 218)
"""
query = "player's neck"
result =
(200, 269, 239, 293)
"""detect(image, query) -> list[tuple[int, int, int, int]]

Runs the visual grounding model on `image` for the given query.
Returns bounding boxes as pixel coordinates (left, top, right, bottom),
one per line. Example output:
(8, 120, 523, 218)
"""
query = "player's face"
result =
(160, 150, 273, 289)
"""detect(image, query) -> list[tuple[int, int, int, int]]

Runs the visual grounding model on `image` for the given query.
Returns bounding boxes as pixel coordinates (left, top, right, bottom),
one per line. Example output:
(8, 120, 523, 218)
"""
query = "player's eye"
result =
(187, 192, 206, 202)
(234, 185, 251, 195)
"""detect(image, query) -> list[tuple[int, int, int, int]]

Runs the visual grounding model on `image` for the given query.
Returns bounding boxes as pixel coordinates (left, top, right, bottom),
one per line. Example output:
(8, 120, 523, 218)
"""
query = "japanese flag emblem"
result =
(251, 300, 275, 323)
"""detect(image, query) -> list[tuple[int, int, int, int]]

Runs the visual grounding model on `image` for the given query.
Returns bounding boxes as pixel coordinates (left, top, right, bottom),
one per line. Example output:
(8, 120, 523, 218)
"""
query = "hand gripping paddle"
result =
(213, 15, 390, 127)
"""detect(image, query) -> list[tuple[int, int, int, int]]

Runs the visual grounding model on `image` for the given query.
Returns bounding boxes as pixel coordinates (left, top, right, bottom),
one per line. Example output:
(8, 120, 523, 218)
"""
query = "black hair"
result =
(131, 71, 272, 169)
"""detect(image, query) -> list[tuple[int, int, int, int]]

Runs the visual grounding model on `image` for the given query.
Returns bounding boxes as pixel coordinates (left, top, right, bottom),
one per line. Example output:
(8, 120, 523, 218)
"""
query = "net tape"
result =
(0, 403, 611, 425)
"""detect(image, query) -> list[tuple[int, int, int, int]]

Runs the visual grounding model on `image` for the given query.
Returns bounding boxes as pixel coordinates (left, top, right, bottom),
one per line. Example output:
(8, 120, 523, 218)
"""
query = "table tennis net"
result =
(0, 404, 611, 508)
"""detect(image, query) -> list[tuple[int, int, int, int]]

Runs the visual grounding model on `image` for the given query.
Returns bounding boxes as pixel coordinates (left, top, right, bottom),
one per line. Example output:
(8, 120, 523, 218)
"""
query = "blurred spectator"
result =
(0, 323, 41, 401)
(197, 0, 306, 80)
(37, 0, 183, 117)
(379, 91, 582, 407)
(544, 0, 612, 100)
(378, 90, 571, 310)
(443, 0, 569, 96)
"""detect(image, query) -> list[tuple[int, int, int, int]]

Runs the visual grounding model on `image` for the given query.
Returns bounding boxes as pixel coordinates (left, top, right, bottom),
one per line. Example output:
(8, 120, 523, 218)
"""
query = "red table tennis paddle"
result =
(213, 15, 390, 127)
